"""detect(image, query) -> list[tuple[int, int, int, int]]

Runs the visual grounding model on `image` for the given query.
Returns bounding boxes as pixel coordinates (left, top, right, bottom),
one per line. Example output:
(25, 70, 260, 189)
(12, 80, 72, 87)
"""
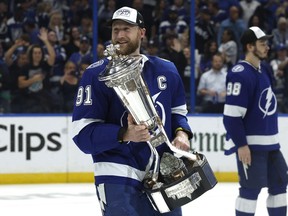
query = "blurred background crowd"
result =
(0, 0, 288, 114)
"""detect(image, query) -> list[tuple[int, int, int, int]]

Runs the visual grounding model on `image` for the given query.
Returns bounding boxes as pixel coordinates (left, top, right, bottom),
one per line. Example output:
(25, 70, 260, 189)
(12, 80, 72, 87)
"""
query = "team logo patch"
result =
(259, 87, 277, 118)
(115, 9, 131, 18)
(231, 65, 244, 73)
(87, 60, 104, 69)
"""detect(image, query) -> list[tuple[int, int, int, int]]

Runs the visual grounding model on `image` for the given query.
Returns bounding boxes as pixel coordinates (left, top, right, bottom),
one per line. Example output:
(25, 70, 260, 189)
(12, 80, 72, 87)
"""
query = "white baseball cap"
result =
(110, 7, 145, 28)
(240, 26, 273, 45)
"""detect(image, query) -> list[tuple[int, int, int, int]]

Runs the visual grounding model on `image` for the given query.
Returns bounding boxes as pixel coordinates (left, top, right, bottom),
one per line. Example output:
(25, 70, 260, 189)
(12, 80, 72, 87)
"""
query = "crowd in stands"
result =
(0, 0, 93, 113)
(1, 0, 288, 114)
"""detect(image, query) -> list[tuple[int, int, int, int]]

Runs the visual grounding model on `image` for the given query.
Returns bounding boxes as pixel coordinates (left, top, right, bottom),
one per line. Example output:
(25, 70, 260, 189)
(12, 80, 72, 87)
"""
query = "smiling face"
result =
(111, 20, 145, 55)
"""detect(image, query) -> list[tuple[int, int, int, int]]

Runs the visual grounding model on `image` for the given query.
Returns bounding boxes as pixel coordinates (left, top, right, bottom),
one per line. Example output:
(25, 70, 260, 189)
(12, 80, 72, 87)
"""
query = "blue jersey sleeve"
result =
(72, 59, 123, 155)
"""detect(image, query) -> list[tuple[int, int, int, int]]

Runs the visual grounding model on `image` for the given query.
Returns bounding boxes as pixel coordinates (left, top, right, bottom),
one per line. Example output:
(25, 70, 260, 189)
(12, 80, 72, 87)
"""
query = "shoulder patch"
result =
(87, 59, 105, 69)
(231, 64, 244, 73)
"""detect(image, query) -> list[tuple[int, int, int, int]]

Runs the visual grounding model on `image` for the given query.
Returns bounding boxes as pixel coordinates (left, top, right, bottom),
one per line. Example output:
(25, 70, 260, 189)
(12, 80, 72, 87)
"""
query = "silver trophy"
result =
(99, 44, 217, 213)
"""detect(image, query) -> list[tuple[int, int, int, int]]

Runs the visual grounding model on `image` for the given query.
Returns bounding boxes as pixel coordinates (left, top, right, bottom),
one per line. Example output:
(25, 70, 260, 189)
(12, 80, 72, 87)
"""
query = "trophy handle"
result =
(156, 124, 198, 161)
(146, 141, 160, 183)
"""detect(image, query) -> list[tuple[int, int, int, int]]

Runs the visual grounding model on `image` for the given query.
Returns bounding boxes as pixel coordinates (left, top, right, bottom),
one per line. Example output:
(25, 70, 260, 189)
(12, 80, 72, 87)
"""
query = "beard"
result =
(253, 48, 267, 60)
(114, 38, 140, 56)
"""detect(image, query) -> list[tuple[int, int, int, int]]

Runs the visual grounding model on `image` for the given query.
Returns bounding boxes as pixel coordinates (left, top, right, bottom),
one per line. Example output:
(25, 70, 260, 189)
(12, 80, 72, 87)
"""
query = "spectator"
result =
(218, 28, 238, 69)
(207, 0, 227, 33)
(11, 0, 37, 13)
(6, 5, 25, 43)
(217, 6, 246, 52)
(60, 60, 79, 113)
(35, 1, 52, 29)
(68, 0, 84, 26)
(247, 13, 268, 31)
(98, 0, 116, 44)
(146, 37, 159, 56)
(23, 17, 41, 45)
(45, 29, 67, 79)
(197, 53, 227, 113)
(194, 5, 216, 54)
(6, 50, 29, 113)
(239, 0, 261, 28)
(252, 1, 279, 33)
(48, 10, 69, 46)
(270, 43, 287, 113)
(271, 16, 288, 51)
(159, 32, 187, 79)
(0, 42, 9, 113)
(163, 0, 189, 22)
(158, 6, 188, 43)
(79, 15, 93, 40)
(3, 35, 30, 107)
(132, 0, 154, 40)
(216, 0, 240, 12)
(64, 25, 81, 58)
(45, 29, 67, 112)
(282, 65, 288, 113)
(96, 42, 105, 61)
(150, 0, 167, 40)
(16, 28, 55, 113)
(79, 55, 91, 78)
(4, 34, 30, 66)
(68, 35, 92, 70)
(2, 34, 30, 112)
(0, 0, 9, 48)
(275, 1, 288, 19)
(198, 39, 218, 74)
(183, 46, 191, 111)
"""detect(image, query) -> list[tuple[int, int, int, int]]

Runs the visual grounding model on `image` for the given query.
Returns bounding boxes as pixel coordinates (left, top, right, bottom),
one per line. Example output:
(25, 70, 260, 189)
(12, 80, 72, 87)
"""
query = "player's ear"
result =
(247, 43, 255, 51)
(140, 27, 146, 39)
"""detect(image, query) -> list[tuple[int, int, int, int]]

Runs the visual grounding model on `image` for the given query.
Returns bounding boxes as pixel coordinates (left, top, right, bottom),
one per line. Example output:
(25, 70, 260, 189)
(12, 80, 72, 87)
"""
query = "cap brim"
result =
(259, 35, 273, 40)
(107, 19, 138, 27)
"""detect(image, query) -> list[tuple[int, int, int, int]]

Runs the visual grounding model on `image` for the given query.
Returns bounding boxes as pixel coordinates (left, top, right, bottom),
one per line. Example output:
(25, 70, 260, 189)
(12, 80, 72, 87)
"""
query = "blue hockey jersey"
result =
(71, 55, 191, 187)
(223, 61, 280, 155)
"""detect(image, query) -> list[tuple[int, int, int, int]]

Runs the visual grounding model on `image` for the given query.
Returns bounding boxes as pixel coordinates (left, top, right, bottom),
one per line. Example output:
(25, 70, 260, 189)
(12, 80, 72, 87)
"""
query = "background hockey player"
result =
(223, 26, 288, 216)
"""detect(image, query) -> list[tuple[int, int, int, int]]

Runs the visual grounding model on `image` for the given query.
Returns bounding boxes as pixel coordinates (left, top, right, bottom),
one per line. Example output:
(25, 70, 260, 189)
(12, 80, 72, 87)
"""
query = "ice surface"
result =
(0, 183, 269, 216)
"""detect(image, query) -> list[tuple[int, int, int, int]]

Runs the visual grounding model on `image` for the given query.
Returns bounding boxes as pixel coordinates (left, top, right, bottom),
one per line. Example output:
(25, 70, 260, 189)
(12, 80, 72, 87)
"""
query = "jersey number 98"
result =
(226, 82, 241, 96)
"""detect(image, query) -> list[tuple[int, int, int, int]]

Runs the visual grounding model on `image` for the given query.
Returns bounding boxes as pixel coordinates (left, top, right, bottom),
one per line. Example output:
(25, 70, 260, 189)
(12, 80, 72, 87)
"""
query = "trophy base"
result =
(143, 153, 217, 213)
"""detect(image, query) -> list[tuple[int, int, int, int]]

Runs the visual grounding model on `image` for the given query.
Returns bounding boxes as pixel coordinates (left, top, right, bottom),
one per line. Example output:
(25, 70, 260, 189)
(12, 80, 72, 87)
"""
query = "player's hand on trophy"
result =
(172, 131, 190, 151)
(123, 114, 151, 142)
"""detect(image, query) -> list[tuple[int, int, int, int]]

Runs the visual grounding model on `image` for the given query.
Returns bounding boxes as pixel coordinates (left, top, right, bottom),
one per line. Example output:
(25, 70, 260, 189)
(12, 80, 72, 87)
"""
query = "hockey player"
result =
(71, 6, 192, 216)
(223, 26, 288, 216)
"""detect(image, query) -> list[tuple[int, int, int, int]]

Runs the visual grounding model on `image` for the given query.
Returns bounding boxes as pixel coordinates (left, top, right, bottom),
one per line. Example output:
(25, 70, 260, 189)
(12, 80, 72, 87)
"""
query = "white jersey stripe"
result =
(71, 118, 104, 138)
(224, 104, 247, 117)
(94, 162, 147, 182)
(171, 105, 188, 116)
(246, 134, 279, 145)
(225, 134, 279, 150)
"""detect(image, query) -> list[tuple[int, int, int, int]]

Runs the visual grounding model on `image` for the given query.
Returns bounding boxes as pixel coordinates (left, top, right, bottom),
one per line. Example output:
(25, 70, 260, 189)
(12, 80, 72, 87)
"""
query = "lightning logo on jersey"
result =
(259, 87, 277, 118)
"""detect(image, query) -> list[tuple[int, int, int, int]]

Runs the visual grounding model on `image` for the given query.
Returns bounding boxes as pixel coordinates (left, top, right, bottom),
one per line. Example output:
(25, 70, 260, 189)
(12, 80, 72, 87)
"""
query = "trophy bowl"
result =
(143, 153, 217, 213)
